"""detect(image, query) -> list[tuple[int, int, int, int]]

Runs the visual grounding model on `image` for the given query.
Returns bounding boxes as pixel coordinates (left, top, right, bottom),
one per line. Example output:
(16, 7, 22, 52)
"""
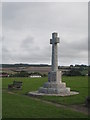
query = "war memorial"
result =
(29, 32, 79, 96)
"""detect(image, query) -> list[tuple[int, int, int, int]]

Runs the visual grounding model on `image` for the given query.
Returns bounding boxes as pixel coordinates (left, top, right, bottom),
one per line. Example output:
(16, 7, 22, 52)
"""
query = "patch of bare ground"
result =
(70, 104, 89, 115)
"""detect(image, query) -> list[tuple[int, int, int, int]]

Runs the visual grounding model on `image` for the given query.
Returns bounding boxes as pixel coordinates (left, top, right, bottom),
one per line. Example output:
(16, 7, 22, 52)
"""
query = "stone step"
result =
(56, 87, 70, 94)
(38, 87, 70, 94)
(43, 82, 66, 88)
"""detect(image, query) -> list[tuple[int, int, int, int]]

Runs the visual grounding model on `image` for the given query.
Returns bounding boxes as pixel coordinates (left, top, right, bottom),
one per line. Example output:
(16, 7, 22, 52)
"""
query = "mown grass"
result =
(2, 76, 88, 118)
(2, 91, 87, 118)
(2, 77, 47, 94)
(2, 76, 88, 105)
(40, 76, 88, 105)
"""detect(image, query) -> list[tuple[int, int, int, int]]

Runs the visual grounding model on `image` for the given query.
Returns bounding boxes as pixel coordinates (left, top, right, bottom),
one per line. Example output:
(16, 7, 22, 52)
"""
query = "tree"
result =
(13, 71, 29, 77)
(64, 68, 82, 76)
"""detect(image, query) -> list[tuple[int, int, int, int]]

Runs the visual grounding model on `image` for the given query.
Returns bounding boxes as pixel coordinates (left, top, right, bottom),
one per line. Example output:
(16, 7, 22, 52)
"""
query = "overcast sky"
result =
(1, 2, 88, 66)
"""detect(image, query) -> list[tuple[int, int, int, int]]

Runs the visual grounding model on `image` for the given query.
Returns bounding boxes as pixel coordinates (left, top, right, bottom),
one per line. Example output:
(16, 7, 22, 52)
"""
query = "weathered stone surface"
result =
(51, 33, 59, 72)
(48, 70, 62, 83)
(38, 87, 70, 94)
(38, 32, 72, 95)
(43, 82, 66, 88)
(28, 91, 79, 96)
(28, 32, 79, 96)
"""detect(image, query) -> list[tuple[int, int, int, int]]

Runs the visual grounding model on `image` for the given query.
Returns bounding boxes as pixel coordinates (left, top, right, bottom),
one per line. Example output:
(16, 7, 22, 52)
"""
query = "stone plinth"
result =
(28, 91, 79, 97)
(39, 86, 70, 94)
(38, 70, 71, 94)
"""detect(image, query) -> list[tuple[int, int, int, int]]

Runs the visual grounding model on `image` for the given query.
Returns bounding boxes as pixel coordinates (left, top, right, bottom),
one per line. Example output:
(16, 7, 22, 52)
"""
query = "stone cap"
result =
(50, 32, 60, 44)
(52, 32, 58, 39)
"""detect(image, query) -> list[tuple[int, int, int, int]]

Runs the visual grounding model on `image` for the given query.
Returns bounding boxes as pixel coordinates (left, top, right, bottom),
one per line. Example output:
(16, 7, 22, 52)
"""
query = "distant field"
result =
(2, 76, 88, 118)
(2, 66, 51, 74)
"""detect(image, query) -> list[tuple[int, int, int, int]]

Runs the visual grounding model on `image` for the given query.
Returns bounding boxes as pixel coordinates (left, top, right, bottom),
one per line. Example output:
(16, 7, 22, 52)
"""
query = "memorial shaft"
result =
(52, 42, 58, 71)
(50, 32, 59, 71)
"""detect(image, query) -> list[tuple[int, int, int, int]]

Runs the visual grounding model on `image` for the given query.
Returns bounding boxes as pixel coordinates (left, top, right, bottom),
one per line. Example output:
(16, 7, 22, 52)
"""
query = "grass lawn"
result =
(2, 76, 88, 118)
(40, 76, 88, 105)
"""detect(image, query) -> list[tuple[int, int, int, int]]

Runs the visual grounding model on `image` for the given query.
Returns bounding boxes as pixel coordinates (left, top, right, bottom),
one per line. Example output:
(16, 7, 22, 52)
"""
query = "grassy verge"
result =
(2, 91, 87, 118)
(2, 76, 88, 118)
(40, 76, 88, 105)
(2, 76, 88, 105)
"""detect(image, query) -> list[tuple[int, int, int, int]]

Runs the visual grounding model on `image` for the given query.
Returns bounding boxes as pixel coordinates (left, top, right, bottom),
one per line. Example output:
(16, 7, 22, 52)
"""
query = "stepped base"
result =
(38, 82, 70, 94)
(28, 70, 79, 96)
(28, 81, 79, 96)
(39, 87, 70, 94)
(28, 91, 79, 96)
(43, 82, 66, 88)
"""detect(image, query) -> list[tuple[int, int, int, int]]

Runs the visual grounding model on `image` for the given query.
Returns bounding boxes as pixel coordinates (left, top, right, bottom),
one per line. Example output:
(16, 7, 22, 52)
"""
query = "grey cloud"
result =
(21, 36, 41, 55)
(3, 2, 87, 31)
(21, 36, 34, 50)
(62, 37, 88, 51)
(2, 47, 12, 63)
(2, 2, 88, 65)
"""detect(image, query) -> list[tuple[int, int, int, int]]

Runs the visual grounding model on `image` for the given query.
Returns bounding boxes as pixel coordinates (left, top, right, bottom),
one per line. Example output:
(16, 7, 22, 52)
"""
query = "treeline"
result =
(63, 66, 88, 76)
(9, 71, 47, 77)
(88, 66, 90, 76)
(63, 68, 84, 76)
(1, 63, 89, 68)
(1, 64, 51, 68)
(1, 63, 89, 77)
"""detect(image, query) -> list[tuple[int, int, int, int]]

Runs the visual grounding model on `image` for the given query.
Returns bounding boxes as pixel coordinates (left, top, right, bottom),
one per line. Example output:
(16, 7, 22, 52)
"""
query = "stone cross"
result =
(50, 32, 60, 72)
(29, 32, 79, 96)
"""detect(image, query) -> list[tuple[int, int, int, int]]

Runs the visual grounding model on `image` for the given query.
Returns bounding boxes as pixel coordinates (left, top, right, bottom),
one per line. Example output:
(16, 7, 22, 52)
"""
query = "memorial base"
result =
(28, 91, 79, 96)
(38, 82, 70, 94)
(28, 71, 79, 96)
(28, 81, 79, 96)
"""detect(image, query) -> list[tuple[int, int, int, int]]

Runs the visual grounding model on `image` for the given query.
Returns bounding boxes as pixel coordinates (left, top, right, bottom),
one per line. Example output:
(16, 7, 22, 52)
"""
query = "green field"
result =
(2, 76, 88, 118)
